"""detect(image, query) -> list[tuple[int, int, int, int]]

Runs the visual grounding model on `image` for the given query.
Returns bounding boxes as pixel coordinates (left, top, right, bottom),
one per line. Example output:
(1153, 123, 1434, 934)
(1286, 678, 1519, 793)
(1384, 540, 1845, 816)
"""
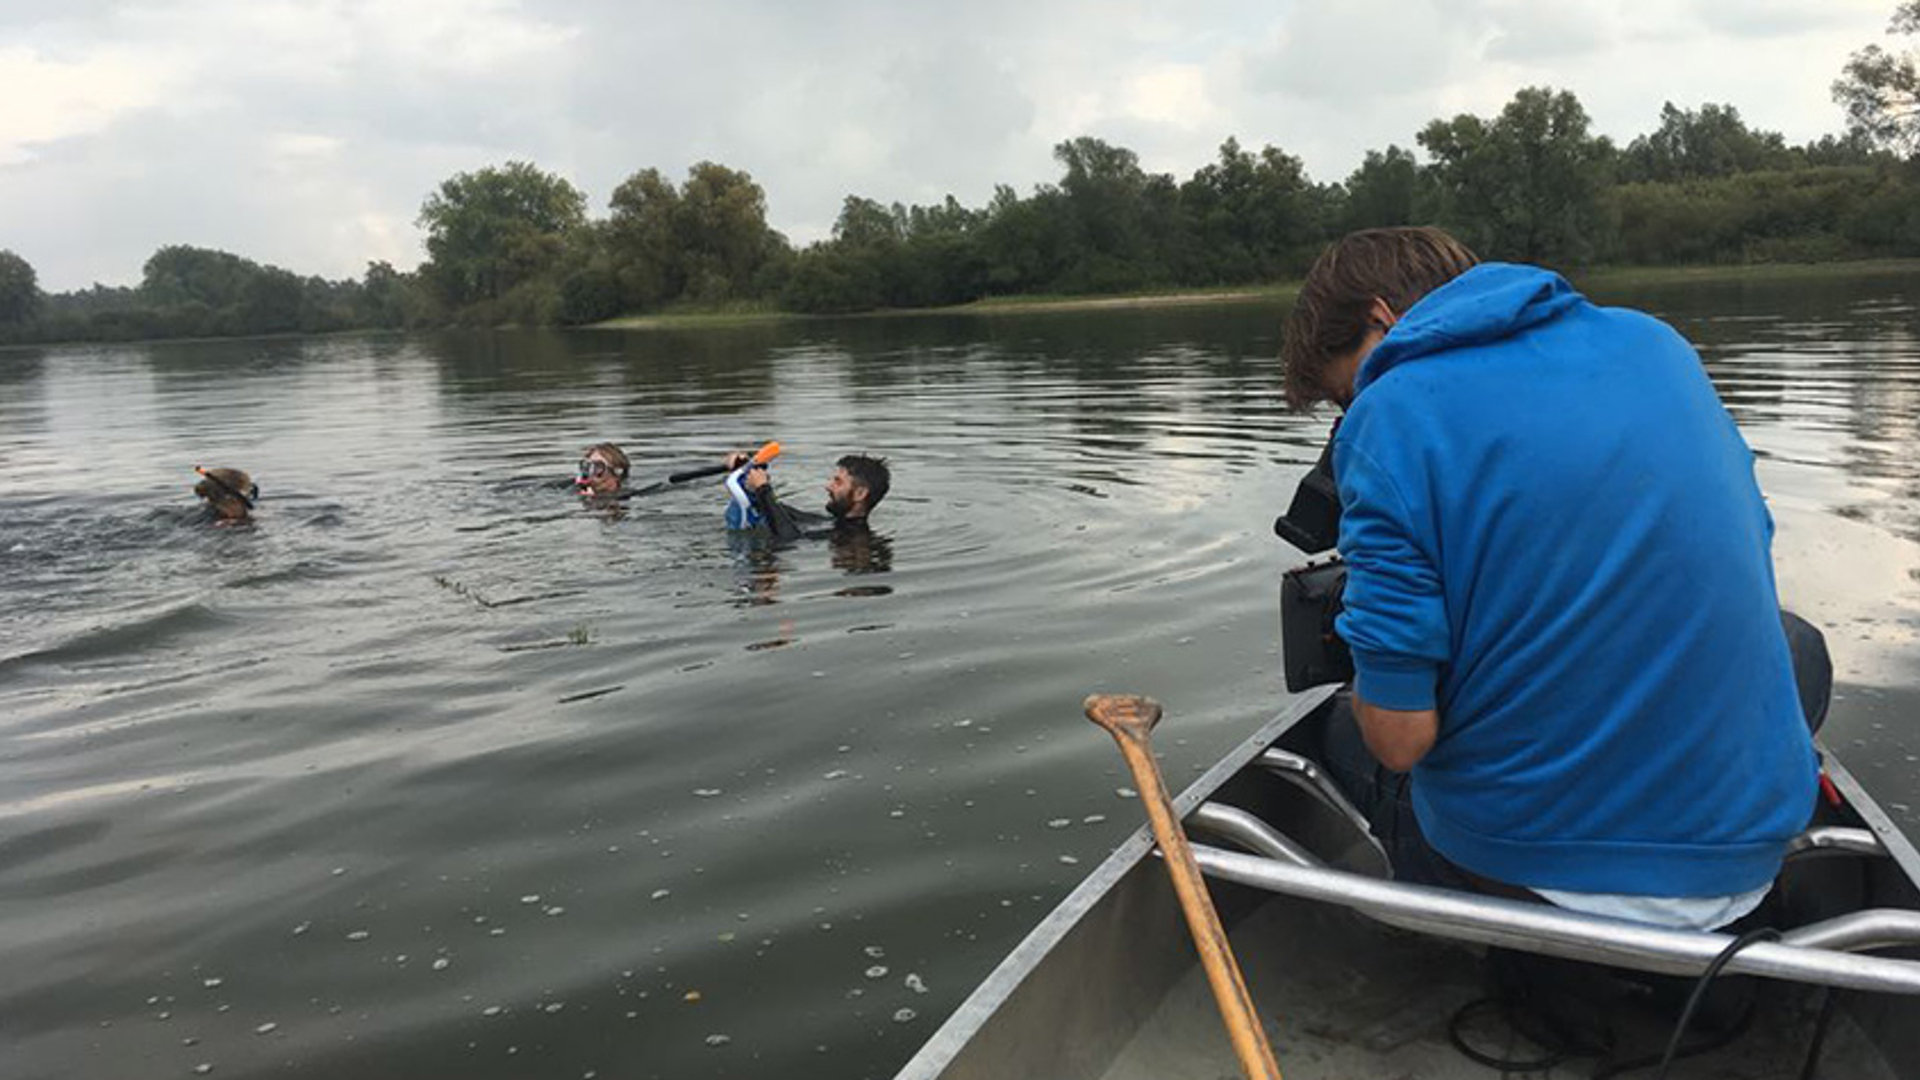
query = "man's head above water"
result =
(727, 450, 891, 521)
(194, 466, 257, 523)
(576, 442, 630, 497)
(827, 454, 890, 521)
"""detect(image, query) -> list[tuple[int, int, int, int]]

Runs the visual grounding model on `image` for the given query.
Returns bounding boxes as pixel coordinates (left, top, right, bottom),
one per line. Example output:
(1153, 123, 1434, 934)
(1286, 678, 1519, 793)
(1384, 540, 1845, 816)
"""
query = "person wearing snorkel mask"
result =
(575, 442, 630, 498)
(193, 466, 258, 524)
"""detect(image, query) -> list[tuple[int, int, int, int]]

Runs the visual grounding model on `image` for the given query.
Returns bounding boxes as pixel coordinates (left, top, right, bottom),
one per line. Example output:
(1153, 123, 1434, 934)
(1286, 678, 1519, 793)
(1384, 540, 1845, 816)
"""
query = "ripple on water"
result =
(2, 298, 1919, 1079)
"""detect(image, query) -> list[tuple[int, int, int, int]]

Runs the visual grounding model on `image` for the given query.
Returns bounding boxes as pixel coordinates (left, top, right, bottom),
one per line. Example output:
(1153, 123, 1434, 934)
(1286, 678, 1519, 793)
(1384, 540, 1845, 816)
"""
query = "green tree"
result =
(357, 261, 410, 328)
(1621, 103, 1795, 182)
(603, 162, 785, 309)
(555, 224, 625, 325)
(834, 195, 905, 247)
(1053, 136, 1156, 290)
(1801, 130, 1886, 167)
(1418, 86, 1615, 263)
(1181, 137, 1328, 282)
(239, 267, 305, 334)
(816, 194, 987, 309)
(1834, 2, 1920, 154)
(417, 161, 587, 305)
(141, 245, 263, 309)
(1339, 146, 1426, 232)
(978, 183, 1075, 293)
(0, 249, 40, 328)
(676, 161, 782, 302)
(606, 167, 684, 308)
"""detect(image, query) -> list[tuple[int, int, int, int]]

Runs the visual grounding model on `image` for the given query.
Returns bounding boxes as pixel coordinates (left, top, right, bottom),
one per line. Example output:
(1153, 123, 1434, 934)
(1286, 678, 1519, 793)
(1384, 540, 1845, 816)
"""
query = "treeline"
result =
(3, 84, 1919, 345)
(6, 247, 419, 343)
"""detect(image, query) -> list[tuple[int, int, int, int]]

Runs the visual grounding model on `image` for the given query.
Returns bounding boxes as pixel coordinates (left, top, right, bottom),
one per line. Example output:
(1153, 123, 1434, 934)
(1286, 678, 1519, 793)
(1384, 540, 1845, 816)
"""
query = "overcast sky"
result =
(0, 0, 1902, 291)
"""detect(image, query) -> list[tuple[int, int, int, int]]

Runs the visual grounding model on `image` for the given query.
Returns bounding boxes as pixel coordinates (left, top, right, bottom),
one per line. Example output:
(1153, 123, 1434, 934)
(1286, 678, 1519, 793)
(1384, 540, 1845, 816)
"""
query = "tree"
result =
(1418, 87, 1615, 263)
(978, 183, 1075, 293)
(417, 161, 587, 304)
(1834, 2, 1920, 154)
(357, 261, 410, 328)
(1620, 103, 1795, 182)
(603, 161, 785, 308)
(675, 161, 781, 302)
(1053, 136, 1155, 290)
(0, 249, 40, 327)
(238, 267, 304, 334)
(141, 245, 263, 309)
(833, 195, 905, 248)
(606, 167, 684, 308)
(1179, 137, 1327, 282)
(1340, 146, 1426, 232)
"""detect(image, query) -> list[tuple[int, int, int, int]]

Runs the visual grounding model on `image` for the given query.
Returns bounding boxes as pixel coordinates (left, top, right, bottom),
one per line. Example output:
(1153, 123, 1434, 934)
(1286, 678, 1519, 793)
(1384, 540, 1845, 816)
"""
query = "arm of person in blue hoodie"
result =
(1333, 439, 1451, 771)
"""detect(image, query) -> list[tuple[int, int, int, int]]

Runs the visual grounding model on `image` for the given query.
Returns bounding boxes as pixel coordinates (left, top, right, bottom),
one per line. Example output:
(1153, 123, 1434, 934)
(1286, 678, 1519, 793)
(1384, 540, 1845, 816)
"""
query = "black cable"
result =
(1797, 987, 1839, 1080)
(1649, 928, 1781, 1080)
(1446, 995, 1578, 1074)
(1588, 990, 1757, 1079)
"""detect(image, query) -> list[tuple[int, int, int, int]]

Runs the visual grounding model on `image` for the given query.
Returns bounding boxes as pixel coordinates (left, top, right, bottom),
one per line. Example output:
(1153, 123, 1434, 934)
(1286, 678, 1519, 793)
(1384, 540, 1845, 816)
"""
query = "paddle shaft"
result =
(665, 462, 729, 484)
(617, 442, 782, 498)
(1086, 694, 1282, 1080)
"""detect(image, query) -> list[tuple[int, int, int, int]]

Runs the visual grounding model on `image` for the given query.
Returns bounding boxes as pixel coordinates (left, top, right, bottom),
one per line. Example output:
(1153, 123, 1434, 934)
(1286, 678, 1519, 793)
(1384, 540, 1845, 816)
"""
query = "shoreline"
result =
(586, 258, 1920, 331)
(11, 259, 1920, 346)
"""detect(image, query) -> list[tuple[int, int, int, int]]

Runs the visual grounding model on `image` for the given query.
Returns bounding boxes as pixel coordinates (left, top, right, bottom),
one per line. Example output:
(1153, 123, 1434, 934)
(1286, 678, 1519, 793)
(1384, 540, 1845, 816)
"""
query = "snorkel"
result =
(194, 465, 258, 522)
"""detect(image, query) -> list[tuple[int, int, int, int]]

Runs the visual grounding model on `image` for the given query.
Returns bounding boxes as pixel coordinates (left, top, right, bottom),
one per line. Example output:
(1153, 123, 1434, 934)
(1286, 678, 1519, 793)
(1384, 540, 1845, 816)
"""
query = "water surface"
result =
(3, 273, 1920, 1079)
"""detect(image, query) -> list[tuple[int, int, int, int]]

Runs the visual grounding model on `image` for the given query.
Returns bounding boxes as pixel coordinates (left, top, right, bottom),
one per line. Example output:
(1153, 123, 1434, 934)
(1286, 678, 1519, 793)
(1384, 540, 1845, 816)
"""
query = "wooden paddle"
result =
(1085, 693, 1282, 1080)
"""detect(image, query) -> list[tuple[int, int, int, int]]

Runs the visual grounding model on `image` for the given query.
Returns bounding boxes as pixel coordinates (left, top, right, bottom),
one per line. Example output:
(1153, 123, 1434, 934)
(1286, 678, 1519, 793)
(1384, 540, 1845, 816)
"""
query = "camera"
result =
(1276, 423, 1354, 692)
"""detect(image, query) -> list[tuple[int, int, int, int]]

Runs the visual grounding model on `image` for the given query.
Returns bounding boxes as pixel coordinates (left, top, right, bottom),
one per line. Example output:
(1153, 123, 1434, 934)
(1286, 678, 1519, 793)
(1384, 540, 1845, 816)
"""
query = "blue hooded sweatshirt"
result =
(1333, 263, 1817, 897)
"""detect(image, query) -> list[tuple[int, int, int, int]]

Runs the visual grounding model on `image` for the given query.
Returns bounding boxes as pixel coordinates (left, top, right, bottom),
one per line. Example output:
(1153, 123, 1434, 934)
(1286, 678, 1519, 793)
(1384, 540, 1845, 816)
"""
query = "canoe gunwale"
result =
(1192, 842, 1920, 994)
(892, 686, 1340, 1080)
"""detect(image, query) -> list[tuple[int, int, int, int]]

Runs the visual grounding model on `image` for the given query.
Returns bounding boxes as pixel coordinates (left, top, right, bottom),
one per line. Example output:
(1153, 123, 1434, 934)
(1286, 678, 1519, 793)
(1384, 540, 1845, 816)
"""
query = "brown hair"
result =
(837, 454, 890, 511)
(194, 466, 257, 520)
(582, 442, 629, 480)
(1281, 227, 1479, 409)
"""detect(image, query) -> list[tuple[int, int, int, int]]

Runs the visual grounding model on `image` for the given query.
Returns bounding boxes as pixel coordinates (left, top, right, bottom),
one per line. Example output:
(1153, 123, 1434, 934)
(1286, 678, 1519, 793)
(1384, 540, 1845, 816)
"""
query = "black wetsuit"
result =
(748, 481, 847, 541)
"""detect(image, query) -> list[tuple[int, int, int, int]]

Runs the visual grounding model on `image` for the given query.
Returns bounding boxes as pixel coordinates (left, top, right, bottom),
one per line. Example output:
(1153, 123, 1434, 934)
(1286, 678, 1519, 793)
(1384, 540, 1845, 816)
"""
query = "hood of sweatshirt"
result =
(1354, 262, 1584, 396)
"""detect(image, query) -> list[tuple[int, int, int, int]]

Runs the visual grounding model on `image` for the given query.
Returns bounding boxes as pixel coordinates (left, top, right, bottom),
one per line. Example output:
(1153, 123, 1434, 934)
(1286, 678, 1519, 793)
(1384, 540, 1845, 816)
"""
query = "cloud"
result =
(1482, 2, 1619, 63)
(0, 43, 174, 164)
(1684, 0, 1889, 40)
(0, 0, 1903, 289)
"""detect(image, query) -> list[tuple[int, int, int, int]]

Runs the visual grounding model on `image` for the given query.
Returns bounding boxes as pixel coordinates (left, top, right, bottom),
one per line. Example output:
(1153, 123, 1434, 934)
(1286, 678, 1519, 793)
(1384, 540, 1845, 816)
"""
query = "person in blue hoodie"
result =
(1280, 227, 1819, 932)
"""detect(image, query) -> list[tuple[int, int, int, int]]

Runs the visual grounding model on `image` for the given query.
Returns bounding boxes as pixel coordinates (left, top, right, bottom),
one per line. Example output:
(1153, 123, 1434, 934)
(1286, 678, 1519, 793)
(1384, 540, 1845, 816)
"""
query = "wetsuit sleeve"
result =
(725, 467, 762, 529)
(1332, 441, 1451, 711)
(750, 480, 806, 542)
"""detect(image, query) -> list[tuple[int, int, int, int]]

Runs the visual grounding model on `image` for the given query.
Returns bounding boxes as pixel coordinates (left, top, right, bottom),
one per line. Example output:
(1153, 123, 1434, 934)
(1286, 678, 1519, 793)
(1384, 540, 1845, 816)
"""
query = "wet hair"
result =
(1281, 227, 1479, 409)
(582, 442, 630, 480)
(837, 454, 890, 511)
(194, 466, 257, 509)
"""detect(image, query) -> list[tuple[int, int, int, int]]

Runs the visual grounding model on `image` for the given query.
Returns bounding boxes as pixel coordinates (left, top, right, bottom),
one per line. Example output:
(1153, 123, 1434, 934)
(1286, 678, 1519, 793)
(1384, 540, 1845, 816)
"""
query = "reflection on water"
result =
(2, 273, 1920, 1079)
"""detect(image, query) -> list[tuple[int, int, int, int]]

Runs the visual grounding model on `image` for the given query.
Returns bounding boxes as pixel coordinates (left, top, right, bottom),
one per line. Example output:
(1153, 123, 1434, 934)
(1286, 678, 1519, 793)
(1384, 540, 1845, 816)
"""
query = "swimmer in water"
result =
(194, 466, 257, 524)
(723, 451, 889, 540)
(575, 442, 630, 498)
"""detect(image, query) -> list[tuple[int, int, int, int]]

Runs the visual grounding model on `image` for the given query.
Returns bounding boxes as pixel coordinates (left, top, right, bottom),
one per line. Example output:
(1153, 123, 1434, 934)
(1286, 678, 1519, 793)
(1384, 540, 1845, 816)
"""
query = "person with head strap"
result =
(194, 466, 257, 524)
(575, 442, 630, 498)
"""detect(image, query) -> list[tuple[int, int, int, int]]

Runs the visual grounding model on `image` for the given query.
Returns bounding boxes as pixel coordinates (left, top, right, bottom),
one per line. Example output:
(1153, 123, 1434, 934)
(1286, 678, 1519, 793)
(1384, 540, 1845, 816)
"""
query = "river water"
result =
(3, 271, 1919, 1079)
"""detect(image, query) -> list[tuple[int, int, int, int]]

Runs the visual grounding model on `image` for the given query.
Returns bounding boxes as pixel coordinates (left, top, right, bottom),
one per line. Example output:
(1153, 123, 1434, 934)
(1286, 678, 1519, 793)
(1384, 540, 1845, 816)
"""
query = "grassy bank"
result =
(1570, 258, 1920, 291)
(583, 258, 1920, 332)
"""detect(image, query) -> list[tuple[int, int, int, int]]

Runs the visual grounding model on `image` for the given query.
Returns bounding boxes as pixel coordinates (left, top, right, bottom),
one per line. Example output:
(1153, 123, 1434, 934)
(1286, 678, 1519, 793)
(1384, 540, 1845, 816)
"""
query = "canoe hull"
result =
(900, 690, 1920, 1080)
